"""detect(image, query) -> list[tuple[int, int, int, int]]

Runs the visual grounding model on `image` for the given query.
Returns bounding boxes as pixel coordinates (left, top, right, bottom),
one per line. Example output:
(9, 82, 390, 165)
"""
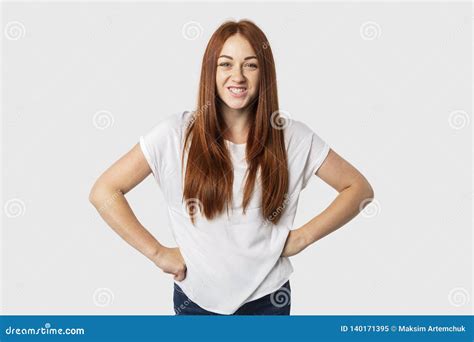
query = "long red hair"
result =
(181, 19, 289, 225)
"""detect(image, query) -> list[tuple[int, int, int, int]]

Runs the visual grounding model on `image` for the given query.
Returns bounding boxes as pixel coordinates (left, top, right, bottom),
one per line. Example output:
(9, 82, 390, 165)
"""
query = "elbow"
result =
(89, 181, 108, 208)
(89, 184, 100, 207)
(89, 181, 123, 211)
(355, 177, 374, 202)
(365, 183, 375, 200)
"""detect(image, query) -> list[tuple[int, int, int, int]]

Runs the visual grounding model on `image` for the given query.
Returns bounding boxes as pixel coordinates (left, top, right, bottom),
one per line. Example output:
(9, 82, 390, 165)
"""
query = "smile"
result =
(227, 86, 248, 98)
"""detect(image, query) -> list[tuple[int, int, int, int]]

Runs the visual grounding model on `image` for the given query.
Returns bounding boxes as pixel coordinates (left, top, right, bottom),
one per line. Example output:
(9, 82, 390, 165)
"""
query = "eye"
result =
(218, 62, 231, 67)
(244, 63, 258, 69)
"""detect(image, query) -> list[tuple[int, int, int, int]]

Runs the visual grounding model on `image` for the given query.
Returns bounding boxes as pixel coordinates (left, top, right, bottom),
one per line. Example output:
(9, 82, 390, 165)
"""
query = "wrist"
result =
(298, 226, 312, 250)
(149, 244, 166, 265)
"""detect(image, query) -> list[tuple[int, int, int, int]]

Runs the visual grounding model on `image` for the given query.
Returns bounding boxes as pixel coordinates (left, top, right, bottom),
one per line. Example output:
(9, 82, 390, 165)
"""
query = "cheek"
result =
(215, 74, 223, 92)
(215, 74, 229, 99)
(251, 74, 260, 93)
(216, 73, 227, 89)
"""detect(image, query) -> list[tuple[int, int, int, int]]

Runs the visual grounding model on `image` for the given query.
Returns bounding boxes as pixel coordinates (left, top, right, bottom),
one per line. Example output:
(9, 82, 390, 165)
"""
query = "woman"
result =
(89, 19, 374, 315)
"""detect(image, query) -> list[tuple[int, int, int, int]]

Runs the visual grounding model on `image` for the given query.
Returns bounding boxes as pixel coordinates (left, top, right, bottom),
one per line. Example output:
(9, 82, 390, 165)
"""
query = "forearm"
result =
(89, 187, 165, 262)
(301, 180, 374, 246)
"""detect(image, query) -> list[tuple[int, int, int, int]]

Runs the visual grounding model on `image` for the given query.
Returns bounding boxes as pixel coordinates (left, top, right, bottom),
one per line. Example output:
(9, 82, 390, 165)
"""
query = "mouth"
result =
(227, 86, 248, 98)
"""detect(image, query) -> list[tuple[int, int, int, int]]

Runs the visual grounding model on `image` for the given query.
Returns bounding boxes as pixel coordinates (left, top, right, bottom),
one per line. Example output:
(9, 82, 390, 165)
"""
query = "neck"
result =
(219, 103, 252, 143)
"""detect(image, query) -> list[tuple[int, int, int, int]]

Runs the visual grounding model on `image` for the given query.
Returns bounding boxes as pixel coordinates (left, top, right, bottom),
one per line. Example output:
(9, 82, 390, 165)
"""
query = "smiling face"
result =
(215, 33, 260, 111)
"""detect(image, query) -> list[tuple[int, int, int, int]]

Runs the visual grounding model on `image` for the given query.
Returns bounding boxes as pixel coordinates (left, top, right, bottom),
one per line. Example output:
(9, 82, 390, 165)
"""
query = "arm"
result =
(89, 143, 187, 280)
(282, 148, 375, 257)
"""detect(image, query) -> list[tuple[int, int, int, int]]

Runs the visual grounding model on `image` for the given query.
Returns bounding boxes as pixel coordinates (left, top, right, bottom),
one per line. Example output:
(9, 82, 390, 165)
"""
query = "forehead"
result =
(219, 33, 256, 57)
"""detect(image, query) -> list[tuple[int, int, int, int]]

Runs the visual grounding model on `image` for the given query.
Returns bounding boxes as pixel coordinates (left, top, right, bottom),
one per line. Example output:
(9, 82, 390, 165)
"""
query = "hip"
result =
(173, 279, 291, 315)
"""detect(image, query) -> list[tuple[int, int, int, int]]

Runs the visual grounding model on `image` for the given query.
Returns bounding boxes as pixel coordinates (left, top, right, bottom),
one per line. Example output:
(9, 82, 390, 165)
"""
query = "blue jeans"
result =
(173, 280, 291, 315)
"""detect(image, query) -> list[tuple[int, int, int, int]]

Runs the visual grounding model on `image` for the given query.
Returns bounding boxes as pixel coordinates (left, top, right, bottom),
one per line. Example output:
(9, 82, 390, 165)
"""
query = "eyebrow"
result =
(218, 55, 258, 61)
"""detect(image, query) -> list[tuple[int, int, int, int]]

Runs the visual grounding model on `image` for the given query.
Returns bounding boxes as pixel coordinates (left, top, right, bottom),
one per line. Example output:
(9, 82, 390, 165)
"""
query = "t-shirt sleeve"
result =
(301, 129, 331, 189)
(139, 118, 174, 185)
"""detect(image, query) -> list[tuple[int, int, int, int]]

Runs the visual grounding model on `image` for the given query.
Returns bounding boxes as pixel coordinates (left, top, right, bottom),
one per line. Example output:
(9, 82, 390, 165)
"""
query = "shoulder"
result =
(145, 110, 194, 137)
(283, 117, 330, 161)
(283, 118, 318, 146)
(155, 110, 193, 131)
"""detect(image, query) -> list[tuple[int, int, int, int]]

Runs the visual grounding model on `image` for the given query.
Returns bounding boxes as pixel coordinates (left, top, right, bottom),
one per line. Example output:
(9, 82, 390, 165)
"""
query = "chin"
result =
(223, 96, 257, 110)
(225, 101, 248, 110)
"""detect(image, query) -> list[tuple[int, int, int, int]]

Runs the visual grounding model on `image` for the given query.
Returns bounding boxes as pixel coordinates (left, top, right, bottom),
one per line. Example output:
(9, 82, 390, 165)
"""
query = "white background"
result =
(1, 1, 472, 315)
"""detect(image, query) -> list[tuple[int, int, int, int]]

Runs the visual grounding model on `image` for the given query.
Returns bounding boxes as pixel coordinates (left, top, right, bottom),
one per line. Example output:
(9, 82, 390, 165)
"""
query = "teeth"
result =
(229, 87, 246, 94)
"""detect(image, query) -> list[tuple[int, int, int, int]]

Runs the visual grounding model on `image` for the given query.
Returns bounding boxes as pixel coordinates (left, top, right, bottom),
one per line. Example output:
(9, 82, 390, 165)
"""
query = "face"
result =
(215, 33, 260, 111)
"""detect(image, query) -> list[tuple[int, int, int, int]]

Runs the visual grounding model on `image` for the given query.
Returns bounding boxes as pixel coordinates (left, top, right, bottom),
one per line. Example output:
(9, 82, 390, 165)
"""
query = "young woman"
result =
(89, 19, 374, 316)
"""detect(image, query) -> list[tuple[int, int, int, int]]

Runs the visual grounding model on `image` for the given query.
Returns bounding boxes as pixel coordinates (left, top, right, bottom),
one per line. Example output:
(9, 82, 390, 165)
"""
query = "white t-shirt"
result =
(139, 110, 330, 314)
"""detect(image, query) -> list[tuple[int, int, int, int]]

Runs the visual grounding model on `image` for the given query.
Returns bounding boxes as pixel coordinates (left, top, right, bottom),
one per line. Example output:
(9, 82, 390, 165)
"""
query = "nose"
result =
(231, 65, 246, 83)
